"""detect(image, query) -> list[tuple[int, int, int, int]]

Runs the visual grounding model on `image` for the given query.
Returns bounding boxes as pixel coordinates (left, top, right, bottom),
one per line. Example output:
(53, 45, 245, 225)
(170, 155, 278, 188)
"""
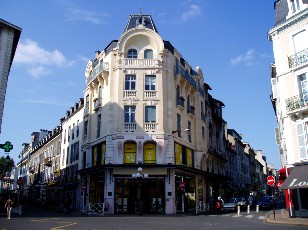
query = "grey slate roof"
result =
(123, 14, 158, 33)
(274, 0, 289, 26)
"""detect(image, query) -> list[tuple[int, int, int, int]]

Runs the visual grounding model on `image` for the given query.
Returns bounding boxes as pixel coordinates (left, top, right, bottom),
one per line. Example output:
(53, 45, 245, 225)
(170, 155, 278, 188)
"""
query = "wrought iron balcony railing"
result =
(286, 93, 308, 113)
(174, 64, 197, 89)
(288, 48, 308, 69)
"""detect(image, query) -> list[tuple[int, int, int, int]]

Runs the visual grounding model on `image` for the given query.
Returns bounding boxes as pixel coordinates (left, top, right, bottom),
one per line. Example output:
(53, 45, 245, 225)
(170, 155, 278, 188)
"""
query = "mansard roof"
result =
(123, 14, 158, 33)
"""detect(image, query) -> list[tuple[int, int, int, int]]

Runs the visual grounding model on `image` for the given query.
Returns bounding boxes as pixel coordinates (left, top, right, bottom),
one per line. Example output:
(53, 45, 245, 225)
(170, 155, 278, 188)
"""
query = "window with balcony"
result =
(125, 75, 136, 90)
(124, 106, 136, 123)
(127, 49, 137, 58)
(145, 75, 156, 90)
(145, 106, 156, 122)
(144, 49, 153, 59)
(125, 75, 136, 98)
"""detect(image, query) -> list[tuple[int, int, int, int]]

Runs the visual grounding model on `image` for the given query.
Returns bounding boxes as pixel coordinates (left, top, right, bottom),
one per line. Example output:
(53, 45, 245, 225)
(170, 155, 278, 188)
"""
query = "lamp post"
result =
(132, 167, 148, 215)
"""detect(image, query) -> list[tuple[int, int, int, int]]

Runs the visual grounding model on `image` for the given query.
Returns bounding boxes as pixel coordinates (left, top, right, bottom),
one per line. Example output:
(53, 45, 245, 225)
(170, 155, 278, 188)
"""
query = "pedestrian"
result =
(4, 196, 13, 220)
(216, 196, 223, 214)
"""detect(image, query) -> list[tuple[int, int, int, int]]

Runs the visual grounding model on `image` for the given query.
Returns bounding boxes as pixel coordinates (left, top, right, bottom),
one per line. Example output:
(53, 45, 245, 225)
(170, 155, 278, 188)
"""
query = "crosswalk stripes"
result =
(208, 213, 266, 220)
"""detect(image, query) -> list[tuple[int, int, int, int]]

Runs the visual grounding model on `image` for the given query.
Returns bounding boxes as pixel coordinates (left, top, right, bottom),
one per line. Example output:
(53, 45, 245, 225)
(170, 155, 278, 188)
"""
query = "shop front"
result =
(279, 163, 308, 217)
(113, 167, 166, 214)
(175, 174, 196, 213)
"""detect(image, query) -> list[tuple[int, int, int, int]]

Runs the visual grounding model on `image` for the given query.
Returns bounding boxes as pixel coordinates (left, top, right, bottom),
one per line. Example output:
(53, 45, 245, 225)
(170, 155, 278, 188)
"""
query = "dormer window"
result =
(290, 0, 301, 13)
(127, 49, 137, 58)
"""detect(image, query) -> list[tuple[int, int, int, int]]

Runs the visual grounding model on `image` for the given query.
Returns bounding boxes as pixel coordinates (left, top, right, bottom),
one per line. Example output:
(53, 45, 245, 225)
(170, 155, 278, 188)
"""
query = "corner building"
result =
(79, 14, 227, 215)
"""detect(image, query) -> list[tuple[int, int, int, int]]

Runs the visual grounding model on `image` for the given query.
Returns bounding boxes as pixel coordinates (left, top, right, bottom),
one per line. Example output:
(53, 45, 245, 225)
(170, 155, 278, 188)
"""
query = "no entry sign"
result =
(267, 175, 275, 186)
(179, 182, 185, 189)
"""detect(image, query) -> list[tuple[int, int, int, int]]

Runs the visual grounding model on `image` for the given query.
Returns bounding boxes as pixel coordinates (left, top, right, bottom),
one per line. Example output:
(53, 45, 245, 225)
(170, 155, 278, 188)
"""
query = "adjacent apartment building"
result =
(268, 0, 308, 217)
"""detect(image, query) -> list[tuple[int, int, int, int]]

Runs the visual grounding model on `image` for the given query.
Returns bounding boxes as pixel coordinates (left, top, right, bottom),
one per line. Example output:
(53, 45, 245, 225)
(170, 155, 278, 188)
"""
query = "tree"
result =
(0, 156, 15, 176)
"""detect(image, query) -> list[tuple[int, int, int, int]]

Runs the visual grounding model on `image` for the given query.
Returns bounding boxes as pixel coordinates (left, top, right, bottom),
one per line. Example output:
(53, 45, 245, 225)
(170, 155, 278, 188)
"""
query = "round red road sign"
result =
(267, 175, 275, 186)
(81, 184, 86, 190)
(179, 182, 185, 189)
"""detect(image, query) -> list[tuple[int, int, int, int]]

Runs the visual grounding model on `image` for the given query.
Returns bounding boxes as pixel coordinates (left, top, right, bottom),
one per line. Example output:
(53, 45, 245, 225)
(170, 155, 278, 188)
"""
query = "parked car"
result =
(223, 198, 238, 211)
(257, 196, 274, 210)
(236, 197, 247, 208)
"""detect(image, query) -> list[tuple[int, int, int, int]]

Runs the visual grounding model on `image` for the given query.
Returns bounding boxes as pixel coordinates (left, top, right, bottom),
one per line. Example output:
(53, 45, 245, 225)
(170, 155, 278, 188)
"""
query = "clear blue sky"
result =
(0, 0, 279, 168)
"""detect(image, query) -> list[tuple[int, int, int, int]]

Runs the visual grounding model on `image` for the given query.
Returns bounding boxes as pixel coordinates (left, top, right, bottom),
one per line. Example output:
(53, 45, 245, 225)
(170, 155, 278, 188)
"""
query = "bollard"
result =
(256, 205, 259, 213)
(19, 205, 22, 216)
(247, 205, 250, 214)
(237, 205, 240, 215)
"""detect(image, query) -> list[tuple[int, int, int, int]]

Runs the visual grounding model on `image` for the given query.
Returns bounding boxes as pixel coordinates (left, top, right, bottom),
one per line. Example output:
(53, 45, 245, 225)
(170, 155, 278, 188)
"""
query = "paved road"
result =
(1, 211, 306, 230)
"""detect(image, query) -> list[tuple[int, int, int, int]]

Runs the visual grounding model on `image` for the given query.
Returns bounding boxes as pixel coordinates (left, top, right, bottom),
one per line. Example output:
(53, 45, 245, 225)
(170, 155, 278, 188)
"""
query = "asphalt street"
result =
(0, 211, 307, 230)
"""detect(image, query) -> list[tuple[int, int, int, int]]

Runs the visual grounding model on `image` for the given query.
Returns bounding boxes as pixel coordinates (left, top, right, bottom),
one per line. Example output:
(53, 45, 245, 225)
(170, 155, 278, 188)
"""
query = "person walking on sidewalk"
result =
(4, 196, 13, 220)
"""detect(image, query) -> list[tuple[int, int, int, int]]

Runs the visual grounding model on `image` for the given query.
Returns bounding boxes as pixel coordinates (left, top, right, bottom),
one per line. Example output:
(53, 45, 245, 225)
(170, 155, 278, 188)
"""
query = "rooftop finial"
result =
(139, 4, 142, 16)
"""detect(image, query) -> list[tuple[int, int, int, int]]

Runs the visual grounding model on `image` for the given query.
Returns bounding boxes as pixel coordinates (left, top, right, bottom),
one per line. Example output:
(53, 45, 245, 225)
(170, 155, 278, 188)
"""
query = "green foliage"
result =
(0, 156, 15, 175)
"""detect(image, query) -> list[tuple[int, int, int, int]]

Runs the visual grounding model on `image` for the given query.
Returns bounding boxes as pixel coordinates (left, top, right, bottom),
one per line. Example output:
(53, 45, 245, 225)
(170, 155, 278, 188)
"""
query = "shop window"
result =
(101, 142, 106, 165)
(124, 142, 136, 164)
(175, 143, 194, 167)
(144, 142, 156, 164)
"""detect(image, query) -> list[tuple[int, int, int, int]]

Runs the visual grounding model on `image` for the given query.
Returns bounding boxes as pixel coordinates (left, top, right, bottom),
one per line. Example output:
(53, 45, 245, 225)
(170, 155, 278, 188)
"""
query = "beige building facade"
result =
(79, 14, 228, 215)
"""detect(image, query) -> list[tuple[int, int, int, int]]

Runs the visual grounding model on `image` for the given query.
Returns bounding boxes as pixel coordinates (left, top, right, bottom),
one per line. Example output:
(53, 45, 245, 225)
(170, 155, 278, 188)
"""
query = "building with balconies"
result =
(78, 13, 228, 215)
(268, 0, 308, 167)
(268, 1, 308, 217)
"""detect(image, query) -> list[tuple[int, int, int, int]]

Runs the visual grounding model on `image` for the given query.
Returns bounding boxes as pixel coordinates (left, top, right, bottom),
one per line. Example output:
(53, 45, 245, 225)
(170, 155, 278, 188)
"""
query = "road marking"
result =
(246, 215, 254, 218)
(258, 216, 266, 220)
(51, 223, 77, 230)
(232, 215, 241, 217)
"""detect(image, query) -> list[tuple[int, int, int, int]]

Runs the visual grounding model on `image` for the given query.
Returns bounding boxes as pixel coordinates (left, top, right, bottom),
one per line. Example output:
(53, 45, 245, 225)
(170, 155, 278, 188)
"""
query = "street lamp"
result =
(132, 167, 148, 215)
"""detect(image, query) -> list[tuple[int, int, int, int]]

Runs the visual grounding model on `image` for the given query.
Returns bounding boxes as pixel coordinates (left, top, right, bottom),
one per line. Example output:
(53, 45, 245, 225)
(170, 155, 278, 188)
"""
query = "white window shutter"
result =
(271, 78, 277, 99)
(296, 123, 308, 159)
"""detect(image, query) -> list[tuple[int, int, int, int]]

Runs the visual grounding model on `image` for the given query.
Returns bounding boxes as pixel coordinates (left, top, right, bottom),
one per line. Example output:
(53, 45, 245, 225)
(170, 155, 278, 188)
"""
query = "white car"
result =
(236, 197, 247, 208)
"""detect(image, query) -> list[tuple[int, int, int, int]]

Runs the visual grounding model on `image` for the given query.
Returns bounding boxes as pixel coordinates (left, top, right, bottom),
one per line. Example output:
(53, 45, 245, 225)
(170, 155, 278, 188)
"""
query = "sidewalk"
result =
(266, 209, 308, 226)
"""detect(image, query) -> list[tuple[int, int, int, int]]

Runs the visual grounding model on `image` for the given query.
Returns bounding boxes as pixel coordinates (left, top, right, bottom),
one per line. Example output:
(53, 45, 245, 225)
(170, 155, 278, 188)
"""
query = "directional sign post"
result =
(267, 175, 275, 186)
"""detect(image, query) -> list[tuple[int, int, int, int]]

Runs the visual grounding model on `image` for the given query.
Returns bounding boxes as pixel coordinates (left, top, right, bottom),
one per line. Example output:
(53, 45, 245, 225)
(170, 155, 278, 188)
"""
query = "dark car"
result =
(257, 196, 275, 210)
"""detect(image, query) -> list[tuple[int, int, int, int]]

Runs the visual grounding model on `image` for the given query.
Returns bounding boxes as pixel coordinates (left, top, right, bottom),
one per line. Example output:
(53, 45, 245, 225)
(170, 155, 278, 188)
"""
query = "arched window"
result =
(127, 49, 137, 58)
(144, 49, 153, 59)
(124, 142, 137, 163)
(144, 142, 156, 164)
